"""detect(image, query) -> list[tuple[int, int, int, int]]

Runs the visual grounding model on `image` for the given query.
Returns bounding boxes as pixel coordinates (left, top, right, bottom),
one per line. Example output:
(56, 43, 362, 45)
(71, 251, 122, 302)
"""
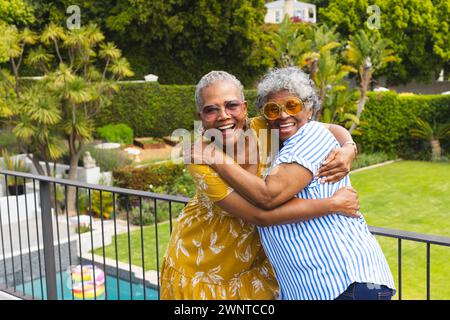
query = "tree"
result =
(321, 86, 359, 131)
(410, 118, 450, 160)
(0, 0, 35, 25)
(1, 23, 133, 214)
(299, 24, 341, 82)
(265, 20, 359, 124)
(345, 30, 397, 133)
(433, 0, 450, 69)
(313, 50, 356, 120)
(29, 0, 272, 86)
(304, 26, 358, 123)
(266, 16, 309, 67)
(319, 0, 449, 84)
(12, 82, 66, 176)
(0, 69, 14, 121)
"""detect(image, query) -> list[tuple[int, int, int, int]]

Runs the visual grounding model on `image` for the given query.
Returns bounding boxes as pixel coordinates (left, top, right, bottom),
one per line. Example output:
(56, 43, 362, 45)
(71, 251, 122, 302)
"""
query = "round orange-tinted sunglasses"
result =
(261, 97, 304, 120)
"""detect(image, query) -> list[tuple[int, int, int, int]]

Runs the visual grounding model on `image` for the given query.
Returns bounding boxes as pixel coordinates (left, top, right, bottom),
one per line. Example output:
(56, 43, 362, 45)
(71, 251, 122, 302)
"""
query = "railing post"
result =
(39, 181, 58, 300)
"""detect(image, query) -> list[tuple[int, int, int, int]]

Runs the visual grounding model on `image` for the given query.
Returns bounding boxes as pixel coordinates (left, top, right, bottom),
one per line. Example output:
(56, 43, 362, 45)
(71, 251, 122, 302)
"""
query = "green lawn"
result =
(93, 221, 172, 273)
(350, 160, 450, 300)
(97, 160, 450, 300)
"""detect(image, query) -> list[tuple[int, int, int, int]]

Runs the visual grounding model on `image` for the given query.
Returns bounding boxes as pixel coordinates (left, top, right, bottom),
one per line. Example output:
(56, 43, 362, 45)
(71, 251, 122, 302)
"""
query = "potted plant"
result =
(1, 149, 31, 195)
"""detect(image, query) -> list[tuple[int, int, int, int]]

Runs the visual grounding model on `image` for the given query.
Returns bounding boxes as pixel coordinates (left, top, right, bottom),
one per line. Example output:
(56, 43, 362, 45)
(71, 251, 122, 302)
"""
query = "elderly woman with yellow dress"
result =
(159, 71, 359, 300)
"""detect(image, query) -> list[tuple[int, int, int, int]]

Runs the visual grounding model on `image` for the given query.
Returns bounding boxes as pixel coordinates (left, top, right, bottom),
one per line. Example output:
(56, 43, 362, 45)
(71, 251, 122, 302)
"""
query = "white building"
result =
(265, 0, 317, 24)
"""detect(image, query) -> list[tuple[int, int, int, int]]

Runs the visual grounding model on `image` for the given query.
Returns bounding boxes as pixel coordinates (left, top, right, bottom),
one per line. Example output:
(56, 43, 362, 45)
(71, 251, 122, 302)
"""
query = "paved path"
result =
(0, 289, 21, 300)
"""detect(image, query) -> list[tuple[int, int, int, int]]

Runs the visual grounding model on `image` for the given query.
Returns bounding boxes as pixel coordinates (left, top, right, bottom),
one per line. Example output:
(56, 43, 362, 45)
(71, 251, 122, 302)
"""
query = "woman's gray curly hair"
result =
(255, 67, 320, 112)
(195, 71, 245, 111)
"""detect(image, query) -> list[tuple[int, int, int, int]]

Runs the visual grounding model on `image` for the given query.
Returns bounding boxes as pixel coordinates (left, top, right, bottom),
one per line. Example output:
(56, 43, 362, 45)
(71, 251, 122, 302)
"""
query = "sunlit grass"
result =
(351, 160, 450, 300)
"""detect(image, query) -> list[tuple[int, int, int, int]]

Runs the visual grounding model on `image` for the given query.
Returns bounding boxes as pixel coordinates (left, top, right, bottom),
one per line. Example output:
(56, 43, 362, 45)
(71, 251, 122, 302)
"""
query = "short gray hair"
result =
(255, 67, 320, 111)
(195, 71, 245, 111)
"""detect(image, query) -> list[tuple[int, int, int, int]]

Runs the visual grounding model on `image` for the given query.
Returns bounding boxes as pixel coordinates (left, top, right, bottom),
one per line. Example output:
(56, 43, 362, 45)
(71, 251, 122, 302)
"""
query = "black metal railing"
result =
(0, 170, 189, 300)
(0, 170, 449, 300)
(369, 226, 450, 300)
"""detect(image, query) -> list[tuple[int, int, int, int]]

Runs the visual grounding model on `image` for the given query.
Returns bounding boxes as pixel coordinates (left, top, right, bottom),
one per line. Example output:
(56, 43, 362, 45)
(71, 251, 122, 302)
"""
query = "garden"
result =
(0, 0, 449, 301)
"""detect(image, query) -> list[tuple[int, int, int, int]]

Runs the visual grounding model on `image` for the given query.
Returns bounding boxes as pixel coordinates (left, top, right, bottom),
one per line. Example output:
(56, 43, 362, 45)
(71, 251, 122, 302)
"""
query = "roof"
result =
(265, 0, 316, 10)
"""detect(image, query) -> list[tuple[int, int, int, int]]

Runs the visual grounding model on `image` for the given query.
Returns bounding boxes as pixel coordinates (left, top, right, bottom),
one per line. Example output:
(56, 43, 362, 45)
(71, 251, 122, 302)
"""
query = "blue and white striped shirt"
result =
(258, 121, 395, 300)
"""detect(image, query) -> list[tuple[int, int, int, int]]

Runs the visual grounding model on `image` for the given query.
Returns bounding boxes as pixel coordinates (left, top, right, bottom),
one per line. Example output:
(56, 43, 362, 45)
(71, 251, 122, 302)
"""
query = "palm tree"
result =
(322, 86, 360, 131)
(3, 22, 133, 214)
(12, 84, 66, 176)
(40, 22, 65, 64)
(0, 69, 15, 120)
(299, 24, 341, 82)
(267, 16, 309, 67)
(312, 50, 356, 120)
(99, 42, 122, 81)
(345, 30, 398, 133)
(0, 25, 37, 96)
(410, 118, 450, 160)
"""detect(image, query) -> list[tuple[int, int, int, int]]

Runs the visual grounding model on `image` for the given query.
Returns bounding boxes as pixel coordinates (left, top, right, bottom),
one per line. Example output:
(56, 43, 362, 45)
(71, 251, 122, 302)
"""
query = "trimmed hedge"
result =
(95, 83, 197, 138)
(95, 82, 258, 138)
(113, 161, 185, 191)
(96, 83, 450, 158)
(356, 92, 450, 158)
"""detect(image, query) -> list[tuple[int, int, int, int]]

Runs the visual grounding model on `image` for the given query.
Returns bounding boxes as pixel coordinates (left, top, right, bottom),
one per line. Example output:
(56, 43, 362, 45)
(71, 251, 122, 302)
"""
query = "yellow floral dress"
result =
(160, 117, 279, 300)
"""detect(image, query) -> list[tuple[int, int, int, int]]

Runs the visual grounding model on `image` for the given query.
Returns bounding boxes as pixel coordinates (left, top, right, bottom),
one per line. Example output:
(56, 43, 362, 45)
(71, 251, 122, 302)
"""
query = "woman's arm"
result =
(321, 123, 354, 147)
(317, 123, 356, 182)
(212, 160, 311, 210)
(206, 125, 355, 209)
(216, 186, 360, 226)
(192, 123, 356, 208)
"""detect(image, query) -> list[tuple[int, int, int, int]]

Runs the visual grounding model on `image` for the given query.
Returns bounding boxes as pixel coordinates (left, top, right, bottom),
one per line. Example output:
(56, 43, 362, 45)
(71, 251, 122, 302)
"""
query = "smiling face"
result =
(199, 80, 248, 147)
(265, 90, 312, 142)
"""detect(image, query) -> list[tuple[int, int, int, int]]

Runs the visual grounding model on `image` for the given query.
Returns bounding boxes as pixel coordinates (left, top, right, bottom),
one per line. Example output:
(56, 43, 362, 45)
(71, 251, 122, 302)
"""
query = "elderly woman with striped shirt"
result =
(203, 67, 396, 300)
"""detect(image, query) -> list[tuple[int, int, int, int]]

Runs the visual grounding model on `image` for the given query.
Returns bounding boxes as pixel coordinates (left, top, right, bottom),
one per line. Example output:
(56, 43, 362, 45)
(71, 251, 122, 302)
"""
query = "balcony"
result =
(0, 169, 449, 300)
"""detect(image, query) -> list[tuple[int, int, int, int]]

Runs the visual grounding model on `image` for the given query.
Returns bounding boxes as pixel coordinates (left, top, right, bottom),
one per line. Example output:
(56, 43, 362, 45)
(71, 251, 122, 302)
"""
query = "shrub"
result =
(79, 144, 132, 172)
(130, 200, 155, 226)
(128, 198, 180, 225)
(151, 168, 195, 198)
(91, 190, 114, 220)
(1, 149, 30, 186)
(75, 224, 92, 234)
(73, 188, 115, 219)
(352, 152, 397, 170)
(0, 130, 19, 153)
(96, 123, 134, 144)
(113, 161, 185, 191)
(355, 92, 450, 158)
(76, 189, 90, 214)
(95, 82, 259, 138)
(97, 84, 450, 159)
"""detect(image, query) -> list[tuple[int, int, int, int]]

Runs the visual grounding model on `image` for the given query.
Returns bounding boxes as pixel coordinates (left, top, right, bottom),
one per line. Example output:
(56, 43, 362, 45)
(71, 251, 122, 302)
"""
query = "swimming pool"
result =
(18, 270, 159, 300)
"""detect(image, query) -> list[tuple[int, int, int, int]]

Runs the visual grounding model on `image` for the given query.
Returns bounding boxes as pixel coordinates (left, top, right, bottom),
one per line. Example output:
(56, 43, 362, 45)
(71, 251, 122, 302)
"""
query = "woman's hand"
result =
(185, 140, 213, 164)
(186, 140, 232, 166)
(330, 186, 360, 218)
(317, 145, 355, 183)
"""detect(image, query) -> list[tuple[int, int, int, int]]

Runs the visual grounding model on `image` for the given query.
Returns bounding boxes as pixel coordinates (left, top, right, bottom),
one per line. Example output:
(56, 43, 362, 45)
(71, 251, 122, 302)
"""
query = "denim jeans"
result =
(335, 282, 395, 300)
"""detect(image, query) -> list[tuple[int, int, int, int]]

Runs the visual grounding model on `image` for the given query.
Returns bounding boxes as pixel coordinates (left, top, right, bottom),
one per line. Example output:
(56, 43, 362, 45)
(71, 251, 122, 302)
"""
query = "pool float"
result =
(71, 265, 105, 299)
